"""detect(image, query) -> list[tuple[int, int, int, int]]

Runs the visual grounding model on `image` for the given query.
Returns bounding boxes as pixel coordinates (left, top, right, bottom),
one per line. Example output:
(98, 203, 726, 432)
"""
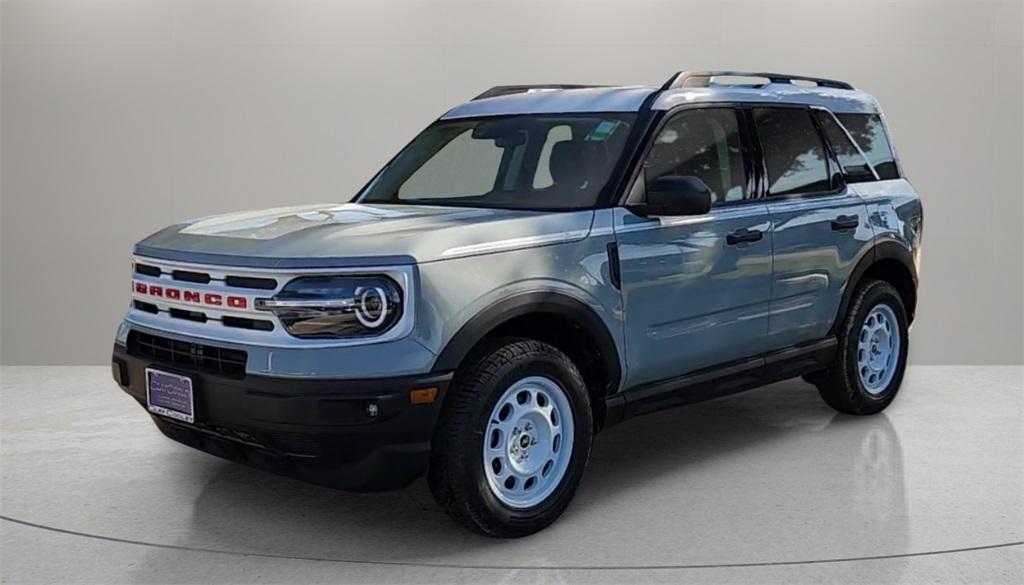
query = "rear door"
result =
(615, 106, 773, 388)
(750, 106, 875, 349)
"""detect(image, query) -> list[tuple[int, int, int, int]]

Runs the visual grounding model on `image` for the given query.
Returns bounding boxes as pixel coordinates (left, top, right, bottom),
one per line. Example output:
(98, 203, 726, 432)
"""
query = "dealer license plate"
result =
(146, 368, 195, 424)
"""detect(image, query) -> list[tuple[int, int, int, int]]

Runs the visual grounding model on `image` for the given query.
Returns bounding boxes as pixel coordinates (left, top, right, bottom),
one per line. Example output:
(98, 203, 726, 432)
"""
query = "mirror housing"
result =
(629, 175, 713, 217)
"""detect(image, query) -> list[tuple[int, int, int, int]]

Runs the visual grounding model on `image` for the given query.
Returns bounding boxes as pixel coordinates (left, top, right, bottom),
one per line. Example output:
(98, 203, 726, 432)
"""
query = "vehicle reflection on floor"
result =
(139, 379, 907, 575)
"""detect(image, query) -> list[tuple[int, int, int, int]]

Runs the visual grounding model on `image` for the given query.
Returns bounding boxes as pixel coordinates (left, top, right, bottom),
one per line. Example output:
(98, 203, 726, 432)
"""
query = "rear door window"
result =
(835, 113, 900, 180)
(752, 108, 831, 196)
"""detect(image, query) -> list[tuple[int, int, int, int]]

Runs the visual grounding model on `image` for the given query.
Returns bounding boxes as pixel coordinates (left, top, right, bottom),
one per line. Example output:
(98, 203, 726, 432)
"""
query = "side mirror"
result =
(629, 175, 712, 216)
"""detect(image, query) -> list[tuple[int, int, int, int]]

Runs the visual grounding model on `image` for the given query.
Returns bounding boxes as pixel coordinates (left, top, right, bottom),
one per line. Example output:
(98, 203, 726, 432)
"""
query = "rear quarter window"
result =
(813, 111, 876, 183)
(835, 113, 900, 180)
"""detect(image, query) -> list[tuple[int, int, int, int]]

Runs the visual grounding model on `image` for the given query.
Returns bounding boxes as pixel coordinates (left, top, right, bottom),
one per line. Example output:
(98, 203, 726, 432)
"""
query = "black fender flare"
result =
(830, 239, 918, 336)
(431, 291, 623, 394)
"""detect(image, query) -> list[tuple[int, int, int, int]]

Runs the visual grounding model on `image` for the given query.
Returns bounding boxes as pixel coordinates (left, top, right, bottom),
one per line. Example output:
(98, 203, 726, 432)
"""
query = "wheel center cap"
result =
(507, 420, 546, 473)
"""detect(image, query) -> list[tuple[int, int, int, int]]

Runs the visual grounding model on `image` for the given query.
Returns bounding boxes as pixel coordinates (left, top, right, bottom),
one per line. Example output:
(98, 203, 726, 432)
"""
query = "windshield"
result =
(357, 114, 638, 210)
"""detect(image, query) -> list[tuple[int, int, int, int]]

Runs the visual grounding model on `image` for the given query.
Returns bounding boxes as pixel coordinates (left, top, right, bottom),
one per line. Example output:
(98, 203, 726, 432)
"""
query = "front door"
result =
(615, 107, 773, 388)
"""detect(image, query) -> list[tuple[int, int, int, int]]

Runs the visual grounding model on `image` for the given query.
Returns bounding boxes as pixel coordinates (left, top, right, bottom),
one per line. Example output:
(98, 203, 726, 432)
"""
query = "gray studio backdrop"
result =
(2, 0, 1022, 366)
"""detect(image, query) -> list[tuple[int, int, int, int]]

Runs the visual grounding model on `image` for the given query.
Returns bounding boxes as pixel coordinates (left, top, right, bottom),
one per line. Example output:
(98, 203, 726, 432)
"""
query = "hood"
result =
(134, 203, 595, 268)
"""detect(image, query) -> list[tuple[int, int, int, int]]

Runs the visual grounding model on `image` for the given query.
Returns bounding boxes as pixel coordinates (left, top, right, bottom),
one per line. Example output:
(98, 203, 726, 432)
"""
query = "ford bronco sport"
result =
(112, 70, 922, 537)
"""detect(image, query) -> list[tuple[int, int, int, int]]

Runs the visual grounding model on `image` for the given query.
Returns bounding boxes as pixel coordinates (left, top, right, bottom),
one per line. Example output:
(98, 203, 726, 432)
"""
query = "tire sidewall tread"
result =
(817, 279, 909, 415)
(429, 338, 593, 537)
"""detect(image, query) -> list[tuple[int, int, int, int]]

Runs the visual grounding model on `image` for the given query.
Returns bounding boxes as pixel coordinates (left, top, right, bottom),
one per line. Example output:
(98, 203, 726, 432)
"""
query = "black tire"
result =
(428, 338, 593, 537)
(816, 279, 909, 415)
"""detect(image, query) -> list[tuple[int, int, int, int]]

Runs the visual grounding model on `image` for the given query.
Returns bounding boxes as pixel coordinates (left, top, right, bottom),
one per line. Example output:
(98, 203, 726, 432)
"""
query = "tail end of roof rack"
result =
(662, 71, 854, 91)
(473, 84, 609, 101)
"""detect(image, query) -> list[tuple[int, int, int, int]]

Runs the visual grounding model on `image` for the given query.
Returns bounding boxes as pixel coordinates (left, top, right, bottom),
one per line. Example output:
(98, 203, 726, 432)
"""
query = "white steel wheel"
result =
(483, 375, 575, 509)
(857, 304, 901, 395)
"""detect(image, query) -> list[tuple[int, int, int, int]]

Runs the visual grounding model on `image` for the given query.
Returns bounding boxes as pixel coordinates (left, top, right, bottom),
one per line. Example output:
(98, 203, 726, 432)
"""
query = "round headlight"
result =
(354, 286, 389, 328)
(257, 275, 403, 339)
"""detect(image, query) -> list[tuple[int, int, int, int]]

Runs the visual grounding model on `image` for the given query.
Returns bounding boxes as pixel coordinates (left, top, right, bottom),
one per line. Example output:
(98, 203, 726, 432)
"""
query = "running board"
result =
(604, 338, 837, 427)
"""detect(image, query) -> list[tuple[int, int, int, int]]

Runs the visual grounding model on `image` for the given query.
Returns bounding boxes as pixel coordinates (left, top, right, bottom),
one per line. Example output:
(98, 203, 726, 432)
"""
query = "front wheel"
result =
(816, 279, 909, 415)
(428, 339, 593, 537)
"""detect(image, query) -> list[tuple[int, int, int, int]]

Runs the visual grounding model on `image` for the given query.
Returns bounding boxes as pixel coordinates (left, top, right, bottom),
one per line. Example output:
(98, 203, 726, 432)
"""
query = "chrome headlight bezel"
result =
(256, 274, 405, 340)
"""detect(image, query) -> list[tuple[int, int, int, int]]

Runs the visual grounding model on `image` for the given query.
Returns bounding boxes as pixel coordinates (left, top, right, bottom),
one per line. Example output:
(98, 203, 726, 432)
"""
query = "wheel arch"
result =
(432, 292, 623, 428)
(831, 240, 918, 336)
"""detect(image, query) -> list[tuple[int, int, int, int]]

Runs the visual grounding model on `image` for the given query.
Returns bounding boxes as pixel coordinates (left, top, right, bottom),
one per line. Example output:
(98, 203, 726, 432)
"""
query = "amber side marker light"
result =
(410, 387, 438, 404)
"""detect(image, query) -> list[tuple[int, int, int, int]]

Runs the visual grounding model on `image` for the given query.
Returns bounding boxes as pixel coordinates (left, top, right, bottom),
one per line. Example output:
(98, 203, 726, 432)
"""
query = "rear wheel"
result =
(428, 339, 593, 537)
(816, 279, 909, 415)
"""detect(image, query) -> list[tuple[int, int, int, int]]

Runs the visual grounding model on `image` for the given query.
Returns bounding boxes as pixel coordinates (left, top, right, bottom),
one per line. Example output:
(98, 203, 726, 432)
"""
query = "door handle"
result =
(831, 215, 860, 231)
(726, 228, 763, 245)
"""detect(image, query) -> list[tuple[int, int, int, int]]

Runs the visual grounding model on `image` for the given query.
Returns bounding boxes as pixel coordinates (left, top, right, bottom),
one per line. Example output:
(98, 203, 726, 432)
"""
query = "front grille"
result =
(136, 262, 274, 290)
(129, 256, 309, 342)
(169, 308, 207, 323)
(222, 316, 274, 331)
(127, 330, 247, 378)
(172, 270, 211, 284)
(134, 263, 161, 277)
(133, 300, 159, 314)
(225, 275, 278, 290)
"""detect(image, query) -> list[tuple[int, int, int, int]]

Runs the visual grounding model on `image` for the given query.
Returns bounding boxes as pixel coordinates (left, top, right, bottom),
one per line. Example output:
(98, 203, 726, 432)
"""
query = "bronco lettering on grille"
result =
(133, 281, 248, 309)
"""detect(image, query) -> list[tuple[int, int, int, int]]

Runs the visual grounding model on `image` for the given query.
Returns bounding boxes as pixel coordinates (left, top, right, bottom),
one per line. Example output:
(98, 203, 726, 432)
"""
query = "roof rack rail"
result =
(472, 84, 609, 101)
(661, 71, 854, 91)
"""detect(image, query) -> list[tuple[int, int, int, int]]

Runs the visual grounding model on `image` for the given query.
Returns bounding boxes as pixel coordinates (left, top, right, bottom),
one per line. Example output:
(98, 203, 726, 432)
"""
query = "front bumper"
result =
(112, 342, 451, 491)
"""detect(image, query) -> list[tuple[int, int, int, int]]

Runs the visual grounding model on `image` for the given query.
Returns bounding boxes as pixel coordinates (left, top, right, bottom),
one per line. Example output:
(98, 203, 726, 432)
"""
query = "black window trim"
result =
(809, 108, 846, 191)
(747, 103, 847, 202)
(876, 112, 904, 179)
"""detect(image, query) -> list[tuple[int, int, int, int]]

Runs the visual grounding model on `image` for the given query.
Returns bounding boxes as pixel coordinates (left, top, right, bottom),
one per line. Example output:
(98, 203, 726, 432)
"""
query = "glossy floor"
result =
(1, 366, 1021, 584)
